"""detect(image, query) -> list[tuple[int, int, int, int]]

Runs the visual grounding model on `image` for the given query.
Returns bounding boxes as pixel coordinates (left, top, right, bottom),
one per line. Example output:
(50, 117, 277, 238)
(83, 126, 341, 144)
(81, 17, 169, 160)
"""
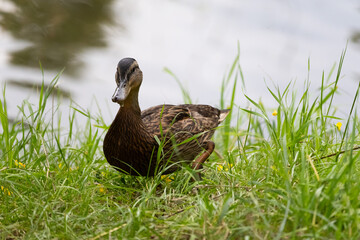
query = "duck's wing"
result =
(141, 104, 188, 136)
(141, 104, 228, 137)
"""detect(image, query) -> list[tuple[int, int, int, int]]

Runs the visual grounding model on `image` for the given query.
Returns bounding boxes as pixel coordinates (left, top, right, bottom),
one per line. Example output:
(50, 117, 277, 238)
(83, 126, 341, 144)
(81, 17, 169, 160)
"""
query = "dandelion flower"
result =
(272, 110, 278, 116)
(336, 122, 342, 131)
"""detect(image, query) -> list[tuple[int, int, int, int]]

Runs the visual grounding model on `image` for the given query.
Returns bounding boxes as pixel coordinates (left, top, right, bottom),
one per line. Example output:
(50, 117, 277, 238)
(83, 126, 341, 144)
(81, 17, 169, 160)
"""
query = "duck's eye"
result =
(128, 67, 138, 77)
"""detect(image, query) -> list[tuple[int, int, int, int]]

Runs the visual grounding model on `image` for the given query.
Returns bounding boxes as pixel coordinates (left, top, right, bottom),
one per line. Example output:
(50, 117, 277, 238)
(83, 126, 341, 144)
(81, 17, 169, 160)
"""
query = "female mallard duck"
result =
(103, 58, 230, 177)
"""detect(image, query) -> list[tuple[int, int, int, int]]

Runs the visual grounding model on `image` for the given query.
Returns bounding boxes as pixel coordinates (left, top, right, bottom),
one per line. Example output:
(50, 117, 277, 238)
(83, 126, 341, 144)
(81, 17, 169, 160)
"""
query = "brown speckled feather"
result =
(142, 104, 222, 137)
(139, 104, 228, 173)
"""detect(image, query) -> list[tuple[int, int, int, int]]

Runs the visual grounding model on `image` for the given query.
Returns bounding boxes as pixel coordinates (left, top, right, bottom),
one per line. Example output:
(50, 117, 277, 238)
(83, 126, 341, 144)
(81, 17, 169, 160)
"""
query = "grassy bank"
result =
(1, 51, 360, 239)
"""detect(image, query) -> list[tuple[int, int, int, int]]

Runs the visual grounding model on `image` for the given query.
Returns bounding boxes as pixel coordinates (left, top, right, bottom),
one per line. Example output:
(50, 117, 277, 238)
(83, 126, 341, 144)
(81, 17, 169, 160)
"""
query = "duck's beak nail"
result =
(111, 87, 119, 102)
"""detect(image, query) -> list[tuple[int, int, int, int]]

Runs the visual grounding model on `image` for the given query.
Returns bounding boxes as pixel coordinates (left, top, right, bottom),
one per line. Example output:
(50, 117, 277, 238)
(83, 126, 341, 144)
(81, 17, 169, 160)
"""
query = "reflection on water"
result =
(351, 31, 360, 45)
(7, 79, 71, 99)
(351, 7, 360, 47)
(351, 29, 360, 80)
(0, 0, 115, 75)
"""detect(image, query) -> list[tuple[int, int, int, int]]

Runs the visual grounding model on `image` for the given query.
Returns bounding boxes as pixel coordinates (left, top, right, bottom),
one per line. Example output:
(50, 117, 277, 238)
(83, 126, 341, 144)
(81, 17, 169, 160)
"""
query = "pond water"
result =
(1, 0, 360, 125)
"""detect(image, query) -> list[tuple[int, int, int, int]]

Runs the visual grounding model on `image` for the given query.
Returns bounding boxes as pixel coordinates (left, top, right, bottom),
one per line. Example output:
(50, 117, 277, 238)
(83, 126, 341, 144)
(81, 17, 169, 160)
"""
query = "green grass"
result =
(1, 50, 360, 239)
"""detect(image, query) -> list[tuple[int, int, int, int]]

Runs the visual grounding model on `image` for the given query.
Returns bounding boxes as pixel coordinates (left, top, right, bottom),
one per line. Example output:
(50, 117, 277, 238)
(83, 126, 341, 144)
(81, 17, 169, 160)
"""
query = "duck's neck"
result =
(121, 89, 141, 115)
(111, 88, 144, 133)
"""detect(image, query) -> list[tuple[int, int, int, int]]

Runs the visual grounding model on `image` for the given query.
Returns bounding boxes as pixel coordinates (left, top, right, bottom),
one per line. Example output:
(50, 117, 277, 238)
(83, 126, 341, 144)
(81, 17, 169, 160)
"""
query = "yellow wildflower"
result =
(14, 160, 26, 168)
(99, 186, 106, 193)
(161, 175, 173, 183)
(226, 164, 234, 171)
(217, 164, 234, 172)
(336, 122, 342, 131)
(58, 163, 62, 169)
(95, 183, 106, 193)
(272, 110, 278, 116)
(1, 186, 12, 196)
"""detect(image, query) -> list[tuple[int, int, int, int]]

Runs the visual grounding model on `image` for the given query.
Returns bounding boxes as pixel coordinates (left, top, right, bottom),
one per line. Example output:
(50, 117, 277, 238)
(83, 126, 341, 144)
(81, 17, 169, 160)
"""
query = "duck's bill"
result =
(112, 84, 128, 106)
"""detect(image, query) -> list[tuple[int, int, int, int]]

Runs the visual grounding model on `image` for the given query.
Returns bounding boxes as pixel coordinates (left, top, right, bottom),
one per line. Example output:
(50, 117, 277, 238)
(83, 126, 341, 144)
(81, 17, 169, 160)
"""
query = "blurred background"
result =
(0, 0, 359, 124)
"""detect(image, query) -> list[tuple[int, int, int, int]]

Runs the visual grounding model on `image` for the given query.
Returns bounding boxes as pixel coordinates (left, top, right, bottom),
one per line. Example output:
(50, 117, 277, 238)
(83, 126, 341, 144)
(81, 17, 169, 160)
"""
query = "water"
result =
(1, 0, 359, 126)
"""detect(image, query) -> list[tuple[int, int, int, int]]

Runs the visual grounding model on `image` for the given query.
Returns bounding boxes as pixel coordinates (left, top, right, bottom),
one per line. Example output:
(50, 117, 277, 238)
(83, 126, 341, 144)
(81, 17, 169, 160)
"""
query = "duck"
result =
(103, 58, 230, 178)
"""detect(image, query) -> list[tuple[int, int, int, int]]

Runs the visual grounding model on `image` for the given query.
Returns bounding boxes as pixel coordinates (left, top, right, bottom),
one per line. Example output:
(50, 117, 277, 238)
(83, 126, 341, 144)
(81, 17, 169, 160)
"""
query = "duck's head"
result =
(112, 58, 143, 106)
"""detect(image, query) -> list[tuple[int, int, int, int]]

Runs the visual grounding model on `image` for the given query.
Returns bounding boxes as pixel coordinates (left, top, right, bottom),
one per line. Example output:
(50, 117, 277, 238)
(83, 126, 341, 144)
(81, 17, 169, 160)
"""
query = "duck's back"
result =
(142, 104, 226, 137)
(141, 104, 229, 173)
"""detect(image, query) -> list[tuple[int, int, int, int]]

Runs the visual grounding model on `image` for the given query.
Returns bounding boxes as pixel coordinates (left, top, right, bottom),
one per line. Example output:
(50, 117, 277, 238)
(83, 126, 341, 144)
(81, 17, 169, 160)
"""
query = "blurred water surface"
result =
(0, 0, 359, 124)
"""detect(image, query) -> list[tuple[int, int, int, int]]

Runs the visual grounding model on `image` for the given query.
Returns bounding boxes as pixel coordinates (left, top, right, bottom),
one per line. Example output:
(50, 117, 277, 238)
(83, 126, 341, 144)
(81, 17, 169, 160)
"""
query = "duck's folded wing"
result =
(142, 105, 187, 136)
(141, 104, 222, 137)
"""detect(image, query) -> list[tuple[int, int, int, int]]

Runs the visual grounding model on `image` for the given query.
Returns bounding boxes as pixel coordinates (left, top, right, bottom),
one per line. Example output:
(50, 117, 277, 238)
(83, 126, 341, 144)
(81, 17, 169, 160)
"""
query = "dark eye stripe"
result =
(127, 66, 138, 78)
